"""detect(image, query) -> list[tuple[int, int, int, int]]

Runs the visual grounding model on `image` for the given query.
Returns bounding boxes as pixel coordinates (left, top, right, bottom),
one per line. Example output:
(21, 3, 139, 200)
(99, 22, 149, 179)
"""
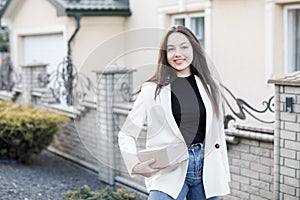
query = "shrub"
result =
(0, 101, 68, 162)
(114, 188, 137, 200)
(63, 185, 101, 200)
(63, 186, 137, 200)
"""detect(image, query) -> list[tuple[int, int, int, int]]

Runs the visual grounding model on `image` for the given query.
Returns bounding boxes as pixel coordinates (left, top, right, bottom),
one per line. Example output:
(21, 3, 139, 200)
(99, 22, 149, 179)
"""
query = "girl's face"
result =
(166, 32, 193, 77)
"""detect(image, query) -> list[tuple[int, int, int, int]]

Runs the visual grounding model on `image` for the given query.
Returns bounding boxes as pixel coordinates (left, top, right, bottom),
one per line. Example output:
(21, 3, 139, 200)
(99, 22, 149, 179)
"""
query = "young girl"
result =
(118, 26, 230, 200)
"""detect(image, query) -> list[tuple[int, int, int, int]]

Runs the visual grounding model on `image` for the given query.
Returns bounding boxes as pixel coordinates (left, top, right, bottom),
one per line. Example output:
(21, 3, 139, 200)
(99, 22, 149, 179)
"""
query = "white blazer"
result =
(118, 75, 231, 199)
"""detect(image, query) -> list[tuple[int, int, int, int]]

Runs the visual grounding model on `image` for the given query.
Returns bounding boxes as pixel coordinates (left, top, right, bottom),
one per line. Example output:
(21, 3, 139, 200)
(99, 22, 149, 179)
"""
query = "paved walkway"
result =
(0, 150, 107, 200)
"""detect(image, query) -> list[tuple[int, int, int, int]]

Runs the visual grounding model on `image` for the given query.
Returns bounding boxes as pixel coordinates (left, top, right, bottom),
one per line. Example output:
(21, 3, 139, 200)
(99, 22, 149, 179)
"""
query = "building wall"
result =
(123, 0, 162, 88)
(211, 0, 273, 111)
(7, 0, 127, 87)
(8, 0, 68, 68)
(75, 16, 126, 90)
(273, 3, 285, 78)
(122, 0, 281, 116)
(4, 0, 300, 115)
(124, 0, 214, 88)
(5, 0, 292, 113)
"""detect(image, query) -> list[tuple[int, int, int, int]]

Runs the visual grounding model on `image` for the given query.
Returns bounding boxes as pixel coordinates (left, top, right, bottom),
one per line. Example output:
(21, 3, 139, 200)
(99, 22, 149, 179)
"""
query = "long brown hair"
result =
(147, 25, 222, 118)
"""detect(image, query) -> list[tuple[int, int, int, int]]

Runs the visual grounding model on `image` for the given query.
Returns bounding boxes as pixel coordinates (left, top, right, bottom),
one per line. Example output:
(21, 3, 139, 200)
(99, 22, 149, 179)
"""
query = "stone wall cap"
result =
(45, 103, 81, 119)
(93, 65, 136, 75)
(268, 71, 300, 86)
(22, 60, 49, 68)
(234, 121, 274, 134)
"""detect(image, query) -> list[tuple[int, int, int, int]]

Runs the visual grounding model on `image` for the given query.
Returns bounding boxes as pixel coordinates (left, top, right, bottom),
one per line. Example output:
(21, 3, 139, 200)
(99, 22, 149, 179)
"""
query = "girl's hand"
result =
(132, 159, 161, 177)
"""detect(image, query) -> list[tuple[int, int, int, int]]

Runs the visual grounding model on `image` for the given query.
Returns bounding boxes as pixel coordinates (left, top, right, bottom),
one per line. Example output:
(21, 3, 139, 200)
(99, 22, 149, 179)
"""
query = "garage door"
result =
(23, 33, 65, 74)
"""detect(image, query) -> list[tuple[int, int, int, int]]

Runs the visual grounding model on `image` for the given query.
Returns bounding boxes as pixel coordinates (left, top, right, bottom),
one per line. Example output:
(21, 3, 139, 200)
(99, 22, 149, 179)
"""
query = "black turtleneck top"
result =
(171, 74, 206, 146)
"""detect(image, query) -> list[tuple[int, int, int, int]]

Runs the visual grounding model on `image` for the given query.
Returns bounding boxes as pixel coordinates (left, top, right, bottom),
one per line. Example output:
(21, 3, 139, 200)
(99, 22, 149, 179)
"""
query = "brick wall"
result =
(21, 63, 47, 103)
(113, 103, 148, 199)
(269, 73, 300, 200)
(94, 66, 137, 185)
(222, 124, 274, 200)
(47, 103, 100, 173)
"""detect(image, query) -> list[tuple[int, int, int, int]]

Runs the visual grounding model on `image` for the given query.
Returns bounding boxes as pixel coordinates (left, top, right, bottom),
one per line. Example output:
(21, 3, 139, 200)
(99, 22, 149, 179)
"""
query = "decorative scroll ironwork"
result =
(0, 53, 19, 91)
(47, 56, 95, 105)
(37, 73, 49, 88)
(118, 82, 275, 128)
(120, 82, 138, 102)
(220, 83, 275, 128)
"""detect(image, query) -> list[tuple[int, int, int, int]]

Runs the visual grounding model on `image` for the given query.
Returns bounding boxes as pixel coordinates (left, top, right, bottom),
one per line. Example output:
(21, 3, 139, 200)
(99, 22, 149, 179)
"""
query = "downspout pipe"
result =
(65, 13, 81, 105)
(68, 13, 81, 57)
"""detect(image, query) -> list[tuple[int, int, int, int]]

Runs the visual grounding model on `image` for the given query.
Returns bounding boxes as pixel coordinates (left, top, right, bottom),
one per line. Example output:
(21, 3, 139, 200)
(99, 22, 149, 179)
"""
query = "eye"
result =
(182, 45, 189, 49)
(167, 47, 175, 52)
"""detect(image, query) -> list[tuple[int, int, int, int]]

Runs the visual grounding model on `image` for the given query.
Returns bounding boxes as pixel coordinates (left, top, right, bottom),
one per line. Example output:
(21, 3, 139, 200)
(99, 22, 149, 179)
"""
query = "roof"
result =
(0, 0, 131, 17)
(0, 0, 9, 17)
(47, 0, 131, 16)
(0, 0, 6, 9)
(58, 0, 129, 10)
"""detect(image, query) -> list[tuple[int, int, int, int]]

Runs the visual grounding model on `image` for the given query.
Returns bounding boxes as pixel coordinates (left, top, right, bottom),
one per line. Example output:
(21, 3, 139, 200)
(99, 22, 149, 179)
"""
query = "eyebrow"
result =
(167, 42, 189, 47)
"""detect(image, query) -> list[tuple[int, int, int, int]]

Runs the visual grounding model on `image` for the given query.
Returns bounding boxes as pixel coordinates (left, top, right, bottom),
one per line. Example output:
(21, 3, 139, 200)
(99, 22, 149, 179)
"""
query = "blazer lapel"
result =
(194, 75, 213, 136)
(159, 84, 185, 142)
(158, 76, 213, 143)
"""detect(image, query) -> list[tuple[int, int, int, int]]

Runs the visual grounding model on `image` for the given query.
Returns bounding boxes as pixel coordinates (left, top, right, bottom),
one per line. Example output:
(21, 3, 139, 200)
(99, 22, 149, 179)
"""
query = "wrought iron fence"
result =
(119, 81, 139, 103)
(38, 56, 275, 124)
(39, 56, 95, 106)
(220, 83, 275, 128)
(118, 80, 275, 128)
(0, 53, 19, 91)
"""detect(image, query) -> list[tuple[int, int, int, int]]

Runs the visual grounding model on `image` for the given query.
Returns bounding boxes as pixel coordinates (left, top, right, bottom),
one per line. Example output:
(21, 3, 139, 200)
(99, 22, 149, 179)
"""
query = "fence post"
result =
(94, 65, 135, 185)
(21, 62, 48, 103)
(268, 72, 300, 200)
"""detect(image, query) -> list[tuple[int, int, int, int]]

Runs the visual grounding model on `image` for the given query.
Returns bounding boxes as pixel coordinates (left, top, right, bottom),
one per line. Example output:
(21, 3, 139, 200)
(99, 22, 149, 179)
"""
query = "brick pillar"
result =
(269, 72, 300, 200)
(22, 62, 48, 103)
(94, 65, 135, 185)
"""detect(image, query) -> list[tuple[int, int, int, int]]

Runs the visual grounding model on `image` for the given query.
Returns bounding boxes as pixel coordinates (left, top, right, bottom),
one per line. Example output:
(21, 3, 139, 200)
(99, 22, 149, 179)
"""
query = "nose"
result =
(174, 50, 182, 57)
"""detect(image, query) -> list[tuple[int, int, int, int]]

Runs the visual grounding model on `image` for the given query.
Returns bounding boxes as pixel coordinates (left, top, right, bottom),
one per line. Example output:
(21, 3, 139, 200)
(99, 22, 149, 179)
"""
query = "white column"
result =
(159, 13, 165, 28)
(265, 0, 274, 82)
(205, 5, 212, 57)
(94, 66, 135, 185)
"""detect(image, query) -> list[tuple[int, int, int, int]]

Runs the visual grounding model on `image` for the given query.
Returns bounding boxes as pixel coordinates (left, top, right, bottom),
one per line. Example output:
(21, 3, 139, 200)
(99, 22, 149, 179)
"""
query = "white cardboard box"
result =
(137, 143, 188, 169)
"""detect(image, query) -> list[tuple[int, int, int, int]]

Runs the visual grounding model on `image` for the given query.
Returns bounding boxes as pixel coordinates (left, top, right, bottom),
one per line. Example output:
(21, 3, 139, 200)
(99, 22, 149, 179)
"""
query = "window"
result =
(174, 17, 186, 26)
(172, 14, 205, 47)
(285, 6, 300, 73)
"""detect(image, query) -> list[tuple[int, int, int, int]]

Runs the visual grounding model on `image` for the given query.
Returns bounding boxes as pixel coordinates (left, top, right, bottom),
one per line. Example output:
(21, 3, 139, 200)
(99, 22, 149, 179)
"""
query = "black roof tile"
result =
(0, 0, 130, 17)
(58, 0, 129, 10)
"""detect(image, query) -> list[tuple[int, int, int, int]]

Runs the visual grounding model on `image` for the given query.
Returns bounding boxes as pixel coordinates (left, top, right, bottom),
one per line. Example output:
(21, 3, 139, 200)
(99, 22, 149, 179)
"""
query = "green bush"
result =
(0, 101, 68, 162)
(114, 188, 138, 200)
(63, 185, 137, 200)
(63, 185, 101, 200)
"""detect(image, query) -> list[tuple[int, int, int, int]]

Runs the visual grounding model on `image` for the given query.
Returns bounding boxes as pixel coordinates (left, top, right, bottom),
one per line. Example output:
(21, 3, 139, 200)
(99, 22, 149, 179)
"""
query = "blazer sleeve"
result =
(118, 89, 146, 176)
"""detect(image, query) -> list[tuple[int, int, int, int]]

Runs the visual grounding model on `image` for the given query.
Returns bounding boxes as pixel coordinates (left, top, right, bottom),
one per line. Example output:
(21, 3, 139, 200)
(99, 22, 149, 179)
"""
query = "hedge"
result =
(0, 101, 68, 162)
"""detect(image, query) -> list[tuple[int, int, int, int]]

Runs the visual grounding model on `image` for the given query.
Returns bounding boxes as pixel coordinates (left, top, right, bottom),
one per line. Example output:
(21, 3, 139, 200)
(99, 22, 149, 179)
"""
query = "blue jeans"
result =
(148, 143, 218, 200)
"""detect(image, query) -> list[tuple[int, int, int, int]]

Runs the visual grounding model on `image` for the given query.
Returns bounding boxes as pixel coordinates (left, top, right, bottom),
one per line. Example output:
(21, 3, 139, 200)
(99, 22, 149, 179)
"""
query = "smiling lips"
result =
(174, 58, 185, 65)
